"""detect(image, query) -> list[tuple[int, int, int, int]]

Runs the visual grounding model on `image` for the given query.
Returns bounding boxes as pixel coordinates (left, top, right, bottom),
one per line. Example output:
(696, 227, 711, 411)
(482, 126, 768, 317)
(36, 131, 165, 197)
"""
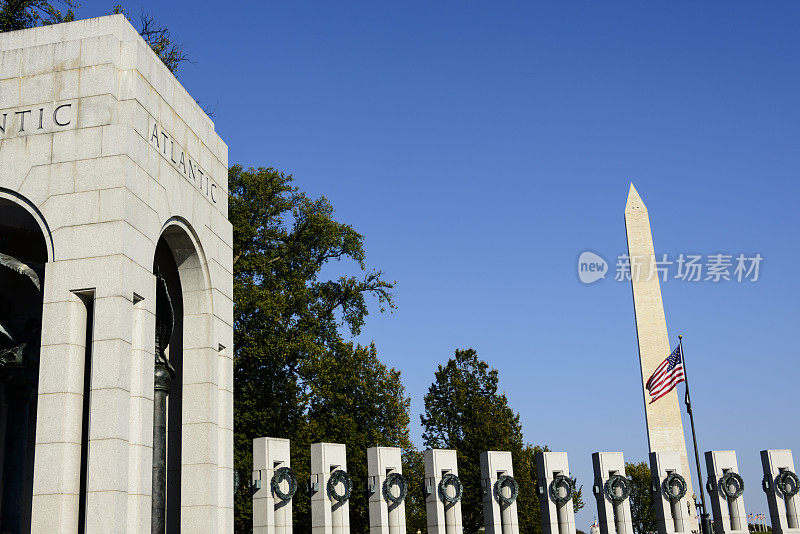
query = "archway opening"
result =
(154, 236, 184, 534)
(152, 219, 213, 534)
(0, 198, 48, 533)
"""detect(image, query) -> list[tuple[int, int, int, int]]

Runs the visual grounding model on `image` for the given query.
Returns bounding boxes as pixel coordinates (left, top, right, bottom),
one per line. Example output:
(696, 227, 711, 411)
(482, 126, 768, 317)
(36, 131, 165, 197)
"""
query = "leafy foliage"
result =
(420, 349, 522, 451)
(626, 461, 657, 534)
(230, 165, 404, 533)
(0, 0, 76, 32)
(299, 342, 413, 532)
(570, 475, 585, 516)
(420, 348, 582, 534)
(419, 348, 499, 532)
(402, 448, 427, 534)
(515, 444, 547, 534)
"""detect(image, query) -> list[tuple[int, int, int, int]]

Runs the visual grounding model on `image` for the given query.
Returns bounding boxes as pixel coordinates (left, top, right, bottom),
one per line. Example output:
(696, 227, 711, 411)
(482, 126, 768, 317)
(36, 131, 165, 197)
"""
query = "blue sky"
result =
(80, 1, 799, 527)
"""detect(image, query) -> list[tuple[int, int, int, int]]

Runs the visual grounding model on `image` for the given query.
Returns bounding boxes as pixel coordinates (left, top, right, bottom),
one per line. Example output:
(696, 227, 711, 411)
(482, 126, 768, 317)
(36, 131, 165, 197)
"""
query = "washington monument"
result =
(624, 184, 697, 518)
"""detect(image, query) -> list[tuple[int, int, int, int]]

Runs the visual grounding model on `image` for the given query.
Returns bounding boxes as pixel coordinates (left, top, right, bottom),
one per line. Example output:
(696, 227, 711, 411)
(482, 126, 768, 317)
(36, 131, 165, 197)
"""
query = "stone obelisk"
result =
(624, 184, 696, 522)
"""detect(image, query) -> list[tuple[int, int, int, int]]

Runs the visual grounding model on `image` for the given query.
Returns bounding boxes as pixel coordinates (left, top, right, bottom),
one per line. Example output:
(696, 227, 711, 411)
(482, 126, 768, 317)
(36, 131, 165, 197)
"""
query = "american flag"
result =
(645, 345, 685, 404)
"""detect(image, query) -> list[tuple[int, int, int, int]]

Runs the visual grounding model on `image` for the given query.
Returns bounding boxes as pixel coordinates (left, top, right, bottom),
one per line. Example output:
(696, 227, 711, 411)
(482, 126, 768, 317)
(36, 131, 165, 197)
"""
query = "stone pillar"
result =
(253, 438, 292, 534)
(311, 443, 350, 534)
(650, 452, 693, 534)
(367, 447, 406, 534)
(35, 286, 138, 534)
(424, 449, 463, 534)
(761, 450, 800, 534)
(31, 283, 92, 533)
(704, 451, 747, 534)
(480, 451, 519, 534)
(87, 293, 136, 533)
(592, 452, 633, 534)
(536, 451, 576, 534)
(128, 289, 155, 534)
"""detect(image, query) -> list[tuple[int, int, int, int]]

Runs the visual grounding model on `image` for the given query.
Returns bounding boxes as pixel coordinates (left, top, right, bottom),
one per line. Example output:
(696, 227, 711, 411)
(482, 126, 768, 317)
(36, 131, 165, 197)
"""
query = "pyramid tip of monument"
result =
(625, 182, 646, 213)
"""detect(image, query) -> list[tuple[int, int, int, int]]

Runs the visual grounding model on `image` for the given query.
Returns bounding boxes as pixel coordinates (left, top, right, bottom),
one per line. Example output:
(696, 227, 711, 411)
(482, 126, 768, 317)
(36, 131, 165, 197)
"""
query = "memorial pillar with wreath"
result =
(480, 451, 520, 534)
(650, 451, 693, 534)
(536, 451, 577, 534)
(253, 438, 296, 534)
(368, 447, 407, 534)
(704, 450, 747, 534)
(424, 449, 464, 534)
(591, 452, 633, 534)
(760, 449, 800, 534)
(312, 442, 352, 534)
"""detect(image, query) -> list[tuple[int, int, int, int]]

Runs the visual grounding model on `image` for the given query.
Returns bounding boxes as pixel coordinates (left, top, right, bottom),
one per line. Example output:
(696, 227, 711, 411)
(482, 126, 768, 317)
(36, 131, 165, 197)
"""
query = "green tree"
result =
(516, 444, 583, 531)
(230, 165, 401, 533)
(626, 461, 657, 534)
(571, 476, 585, 516)
(421, 349, 583, 534)
(299, 341, 414, 534)
(515, 444, 546, 534)
(0, 0, 76, 32)
(402, 448, 427, 534)
(420, 348, 525, 533)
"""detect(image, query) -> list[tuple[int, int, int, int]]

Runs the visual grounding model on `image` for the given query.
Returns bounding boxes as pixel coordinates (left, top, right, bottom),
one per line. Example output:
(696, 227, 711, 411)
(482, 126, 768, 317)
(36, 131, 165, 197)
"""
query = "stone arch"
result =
(0, 188, 54, 262)
(0, 190, 51, 533)
(158, 216, 213, 318)
(153, 217, 217, 533)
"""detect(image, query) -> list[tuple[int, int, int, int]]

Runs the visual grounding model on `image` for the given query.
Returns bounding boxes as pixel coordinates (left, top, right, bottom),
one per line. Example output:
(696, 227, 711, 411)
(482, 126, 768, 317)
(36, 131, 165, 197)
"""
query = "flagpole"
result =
(679, 335, 712, 534)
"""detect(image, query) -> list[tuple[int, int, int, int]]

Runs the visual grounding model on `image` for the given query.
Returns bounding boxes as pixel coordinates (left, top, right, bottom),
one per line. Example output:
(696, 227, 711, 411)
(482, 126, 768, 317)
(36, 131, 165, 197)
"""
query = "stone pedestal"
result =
(761, 449, 800, 534)
(480, 451, 519, 534)
(253, 438, 292, 534)
(650, 452, 693, 534)
(312, 443, 350, 534)
(536, 451, 576, 534)
(704, 451, 747, 534)
(368, 447, 406, 534)
(592, 452, 633, 534)
(424, 449, 463, 534)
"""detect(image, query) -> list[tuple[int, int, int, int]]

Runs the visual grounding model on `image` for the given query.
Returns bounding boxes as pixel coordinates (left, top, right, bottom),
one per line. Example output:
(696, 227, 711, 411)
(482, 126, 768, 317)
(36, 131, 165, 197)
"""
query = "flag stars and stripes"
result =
(646, 345, 685, 403)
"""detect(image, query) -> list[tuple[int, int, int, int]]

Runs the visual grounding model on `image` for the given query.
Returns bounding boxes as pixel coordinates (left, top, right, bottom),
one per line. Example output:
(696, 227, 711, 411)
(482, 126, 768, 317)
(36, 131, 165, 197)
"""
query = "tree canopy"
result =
(229, 165, 403, 532)
(626, 461, 657, 534)
(420, 348, 583, 534)
(0, 0, 76, 32)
